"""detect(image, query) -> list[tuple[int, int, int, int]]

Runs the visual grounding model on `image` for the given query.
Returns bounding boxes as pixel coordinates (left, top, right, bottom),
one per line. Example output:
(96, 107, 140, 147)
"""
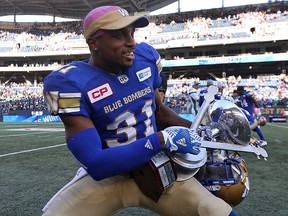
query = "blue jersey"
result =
(44, 42, 162, 149)
(237, 91, 255, 116)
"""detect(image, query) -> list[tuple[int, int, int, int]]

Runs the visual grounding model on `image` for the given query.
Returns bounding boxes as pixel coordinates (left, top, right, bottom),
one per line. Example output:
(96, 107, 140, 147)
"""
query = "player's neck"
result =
(88, 57, 127, 75)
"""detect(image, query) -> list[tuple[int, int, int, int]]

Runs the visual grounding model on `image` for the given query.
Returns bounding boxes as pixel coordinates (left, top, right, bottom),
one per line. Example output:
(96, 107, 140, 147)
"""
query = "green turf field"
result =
(0, 122, 287, 216)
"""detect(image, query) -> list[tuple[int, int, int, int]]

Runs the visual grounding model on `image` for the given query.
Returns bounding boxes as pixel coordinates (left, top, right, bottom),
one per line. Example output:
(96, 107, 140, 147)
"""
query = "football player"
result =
(235, 100, 267, 147)
(42, 6, 237, 216)
(187, 81, 201, 117)
(236, 86, 259, 117)
(236, 86, 267, 145)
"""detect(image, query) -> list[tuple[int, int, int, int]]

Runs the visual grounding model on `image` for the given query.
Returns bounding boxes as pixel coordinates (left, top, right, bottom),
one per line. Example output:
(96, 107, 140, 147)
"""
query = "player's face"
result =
(92, 26, 136, 73)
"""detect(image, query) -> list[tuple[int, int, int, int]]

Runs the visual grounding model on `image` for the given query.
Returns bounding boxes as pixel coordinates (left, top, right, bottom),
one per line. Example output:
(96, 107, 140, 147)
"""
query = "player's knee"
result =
(197, 195, 232, 216)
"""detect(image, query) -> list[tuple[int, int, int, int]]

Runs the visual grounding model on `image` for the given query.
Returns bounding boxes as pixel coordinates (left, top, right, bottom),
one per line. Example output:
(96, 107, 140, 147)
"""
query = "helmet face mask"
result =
(214, 153, 249, 206)
(195, 151, 250, 206)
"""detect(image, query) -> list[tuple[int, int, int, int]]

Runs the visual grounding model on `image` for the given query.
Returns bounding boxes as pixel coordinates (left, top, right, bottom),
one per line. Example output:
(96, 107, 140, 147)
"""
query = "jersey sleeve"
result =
(246, 91, 254, 97)
(43, 67, 91, 117)
(136, 42, 162, 90)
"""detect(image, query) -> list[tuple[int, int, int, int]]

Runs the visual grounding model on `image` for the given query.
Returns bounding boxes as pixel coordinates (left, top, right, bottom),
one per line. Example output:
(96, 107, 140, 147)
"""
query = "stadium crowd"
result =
(0, 2, 288, 114)
(0, 82, 47, 114)
(1, 74, 287, 114)
(0, 2, 287, 55)
(164, 74, 288, 111)
(138, 8, 288, 46)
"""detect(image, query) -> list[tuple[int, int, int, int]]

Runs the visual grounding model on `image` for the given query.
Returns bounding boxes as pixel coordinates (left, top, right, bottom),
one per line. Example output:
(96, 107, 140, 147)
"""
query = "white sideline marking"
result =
(0, 143, 66, 158)
(5, 128, 65, 132)
(266, 123, 288, 129)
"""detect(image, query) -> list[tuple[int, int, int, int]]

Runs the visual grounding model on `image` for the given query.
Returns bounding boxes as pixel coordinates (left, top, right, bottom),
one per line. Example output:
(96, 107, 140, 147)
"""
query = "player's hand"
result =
(255, 108, 262, 117)
(161, 126, 201, 154)
(197, 125, 213, 141)
(256, 112, 262, 118)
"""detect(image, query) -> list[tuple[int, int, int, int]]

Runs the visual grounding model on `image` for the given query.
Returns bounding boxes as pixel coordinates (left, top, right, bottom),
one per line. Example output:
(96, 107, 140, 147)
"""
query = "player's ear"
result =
(87, 37, 99, 51)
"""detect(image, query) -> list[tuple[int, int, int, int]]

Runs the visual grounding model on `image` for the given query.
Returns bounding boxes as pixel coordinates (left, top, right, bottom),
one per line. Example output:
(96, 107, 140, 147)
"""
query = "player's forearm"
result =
(67, 128, 163, 181)
(156, 104, 192, 128)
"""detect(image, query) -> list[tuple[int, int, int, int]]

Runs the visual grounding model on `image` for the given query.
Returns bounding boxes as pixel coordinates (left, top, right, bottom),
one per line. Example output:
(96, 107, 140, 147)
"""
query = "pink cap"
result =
(83, 6, 149, 40)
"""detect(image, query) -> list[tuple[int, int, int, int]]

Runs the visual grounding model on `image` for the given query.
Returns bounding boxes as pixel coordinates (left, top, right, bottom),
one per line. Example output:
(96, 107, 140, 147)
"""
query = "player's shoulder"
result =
(44, 60, 90, 90)
(46, 61, 84, 79)
(200, 89, 208, 94)
(135, 42, 160, 61)
(135, 42, 155, 52)
(244, 91, 254, 97)
(134, 43, 162, 74)
(188, 87, 197, 94)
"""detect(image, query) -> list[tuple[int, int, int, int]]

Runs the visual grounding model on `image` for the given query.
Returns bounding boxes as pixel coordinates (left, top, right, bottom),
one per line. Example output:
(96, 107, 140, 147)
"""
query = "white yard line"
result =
(0, 143, 66, 158)
(0, 131, 62, 138)
(274, 140, 281, 143)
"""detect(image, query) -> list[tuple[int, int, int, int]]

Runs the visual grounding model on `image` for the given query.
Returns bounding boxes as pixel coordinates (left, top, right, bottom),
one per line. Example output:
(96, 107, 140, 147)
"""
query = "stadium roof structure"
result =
(0, 0, 177, 20)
